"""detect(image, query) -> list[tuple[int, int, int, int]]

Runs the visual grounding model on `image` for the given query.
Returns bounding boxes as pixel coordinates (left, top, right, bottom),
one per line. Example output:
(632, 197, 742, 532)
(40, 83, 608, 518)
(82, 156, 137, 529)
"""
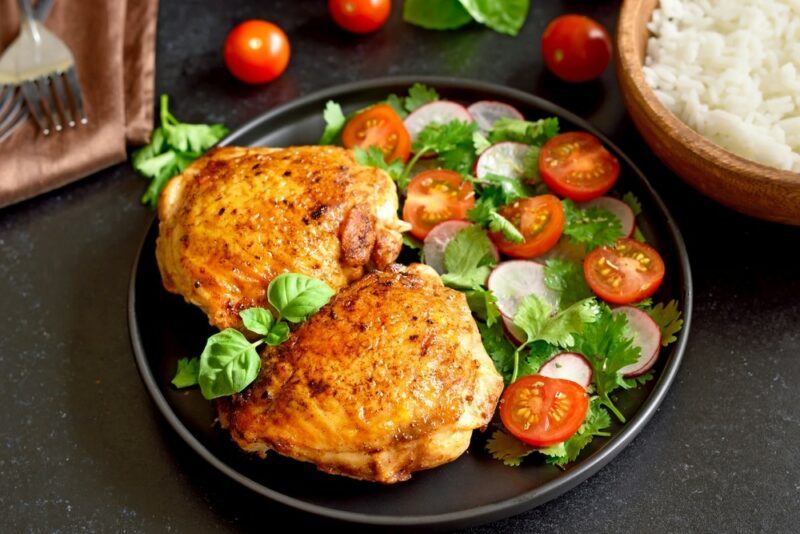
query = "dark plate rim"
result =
(128, 75, 693, 527)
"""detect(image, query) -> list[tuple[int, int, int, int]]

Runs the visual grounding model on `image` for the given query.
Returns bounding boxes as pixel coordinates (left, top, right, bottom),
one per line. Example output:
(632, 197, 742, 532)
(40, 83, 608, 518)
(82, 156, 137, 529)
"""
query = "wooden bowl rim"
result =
(616, 0, 800, 186)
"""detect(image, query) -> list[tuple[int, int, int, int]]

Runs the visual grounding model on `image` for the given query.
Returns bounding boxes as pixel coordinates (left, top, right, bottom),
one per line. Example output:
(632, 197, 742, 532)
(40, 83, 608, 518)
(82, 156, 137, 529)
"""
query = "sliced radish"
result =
(488, 261, 559, 325)
(404, 101, 473, 143)
(612, 306, 661, 377)
(539, 352, 593, 388)
(502, 318, 524, 347)
(467, 100, 524, 133)
(423, 221, 499, 274)
(579, 196, 636, 237)
(475, 142, 535, 181)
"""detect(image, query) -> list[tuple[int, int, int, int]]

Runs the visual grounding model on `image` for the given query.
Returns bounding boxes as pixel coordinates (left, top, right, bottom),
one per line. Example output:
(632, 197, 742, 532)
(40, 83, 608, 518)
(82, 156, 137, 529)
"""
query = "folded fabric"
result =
(0, 0, 158, 207)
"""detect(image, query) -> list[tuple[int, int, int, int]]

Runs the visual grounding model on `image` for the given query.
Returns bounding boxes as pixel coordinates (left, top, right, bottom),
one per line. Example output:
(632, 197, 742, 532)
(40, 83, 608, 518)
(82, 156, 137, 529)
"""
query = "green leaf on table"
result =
(403, 0, 474, 30)
(198, 329, 262, 399)
(267, 273, 335, 323)
(319, 100, 347, 145)
(440, 225, 497, 289)
(171, 357, 200, 388)
(458, 0, 530, 36)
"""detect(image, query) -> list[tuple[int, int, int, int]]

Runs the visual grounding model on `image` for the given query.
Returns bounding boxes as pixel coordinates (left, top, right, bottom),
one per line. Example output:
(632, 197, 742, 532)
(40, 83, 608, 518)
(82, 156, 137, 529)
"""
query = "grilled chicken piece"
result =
(217, 264, 504, 483)
(156, 146, 409, 330)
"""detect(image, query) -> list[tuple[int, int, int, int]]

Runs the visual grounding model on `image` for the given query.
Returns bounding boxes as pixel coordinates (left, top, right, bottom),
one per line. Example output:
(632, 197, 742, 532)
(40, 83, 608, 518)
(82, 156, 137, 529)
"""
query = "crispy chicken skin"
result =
(217, 264, 504, 483)
(156, 145, 409, 330)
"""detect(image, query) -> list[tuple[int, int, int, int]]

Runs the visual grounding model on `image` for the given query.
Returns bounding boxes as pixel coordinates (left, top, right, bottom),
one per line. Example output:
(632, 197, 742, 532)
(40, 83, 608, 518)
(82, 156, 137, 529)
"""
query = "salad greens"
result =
(403, 0, 530, 36)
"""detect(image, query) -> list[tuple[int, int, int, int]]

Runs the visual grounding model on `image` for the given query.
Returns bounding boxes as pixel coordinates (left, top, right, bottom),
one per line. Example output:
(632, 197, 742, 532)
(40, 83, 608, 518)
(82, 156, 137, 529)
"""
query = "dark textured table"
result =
(2, 1, 799, 532)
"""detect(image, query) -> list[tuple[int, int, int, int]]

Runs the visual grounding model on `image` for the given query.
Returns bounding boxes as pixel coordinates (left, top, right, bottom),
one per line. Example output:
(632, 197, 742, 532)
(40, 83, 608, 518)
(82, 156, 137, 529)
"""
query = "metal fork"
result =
(0, 0, 86, 139)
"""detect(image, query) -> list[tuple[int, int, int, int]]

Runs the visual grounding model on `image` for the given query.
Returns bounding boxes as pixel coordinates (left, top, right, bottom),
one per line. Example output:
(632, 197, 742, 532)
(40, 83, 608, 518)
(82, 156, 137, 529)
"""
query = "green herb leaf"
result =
(465, 287, 501, 326)
(468, 174, 529, 243)
(402, 233, 424, 250)
(562, 199, 623, 251)
(487, 211, 525, 243)
(354, 146, 407, 190)
(239, 307, 275, 336)
(384, 94, 408, 118)
(517, 341, 560, 378)
(644, 300, 684, 347)
(458, 0, 530, 36)
(198, 329, 262, 399)
(478, 320, 517, 383)
(171, 357, 200, 388)
(486, 428, 534, 466)
(488, 117, 559, 145)
(319, 100, 347, 145)
(403, 0, 474, 30)
(404, 83, 440, 113)
(544, 258, 593, 309)
(265, 321, 291, 346)
(267, 273, 335, 323)
(512, 295, 600, 348)
(622, 191, 643, 216)
(440, 225, 497, 289)
(413, 120, 480, 175)
(473, 131, 492, 154)
(633, 226, 647, 243)
(546, 398, 612, 466)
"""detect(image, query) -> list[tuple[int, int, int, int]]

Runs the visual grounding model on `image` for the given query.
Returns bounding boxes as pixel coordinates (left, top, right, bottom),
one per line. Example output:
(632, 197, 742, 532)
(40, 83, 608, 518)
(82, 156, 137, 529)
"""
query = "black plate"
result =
(129, 76, 693, 529)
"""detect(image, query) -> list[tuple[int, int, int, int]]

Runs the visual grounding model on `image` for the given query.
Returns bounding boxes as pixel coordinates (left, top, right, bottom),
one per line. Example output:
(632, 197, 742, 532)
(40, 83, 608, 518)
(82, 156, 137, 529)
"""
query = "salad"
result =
(318, 84, 684, 468)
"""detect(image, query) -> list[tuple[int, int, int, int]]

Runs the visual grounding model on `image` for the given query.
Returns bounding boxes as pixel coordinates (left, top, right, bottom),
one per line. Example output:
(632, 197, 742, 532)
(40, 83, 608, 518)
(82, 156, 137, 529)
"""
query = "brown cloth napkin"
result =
(0, 0, 158, 207)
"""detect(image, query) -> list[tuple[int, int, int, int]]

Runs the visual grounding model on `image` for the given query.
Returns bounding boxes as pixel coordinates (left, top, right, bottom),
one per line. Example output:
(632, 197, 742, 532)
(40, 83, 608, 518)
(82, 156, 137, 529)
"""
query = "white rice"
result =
(644, 0, 800, 172)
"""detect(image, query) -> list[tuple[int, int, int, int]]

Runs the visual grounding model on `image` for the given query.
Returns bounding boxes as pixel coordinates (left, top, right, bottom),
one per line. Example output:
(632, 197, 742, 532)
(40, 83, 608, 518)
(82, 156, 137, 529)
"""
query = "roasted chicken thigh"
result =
(156, 145, 409, 330)
(217, 264, 504, 483)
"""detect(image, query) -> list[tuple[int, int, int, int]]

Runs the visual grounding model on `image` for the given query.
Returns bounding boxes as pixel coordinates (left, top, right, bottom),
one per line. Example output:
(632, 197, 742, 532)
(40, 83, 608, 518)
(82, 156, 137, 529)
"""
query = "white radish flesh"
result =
(475, 142, 535, 181)
(579, 196, 636, 237)
(404, 101, 473, 143)
(467, 100, 524, 133)
(423, 221, 499, 274)
(538, 352, 593, 388)
(488, 261, 559, 324)
(613, 306, 662, 377)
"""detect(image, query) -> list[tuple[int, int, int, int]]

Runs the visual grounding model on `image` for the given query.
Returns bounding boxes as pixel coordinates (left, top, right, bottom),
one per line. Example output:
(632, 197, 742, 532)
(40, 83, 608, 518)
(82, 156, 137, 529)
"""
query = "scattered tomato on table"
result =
(329, 0, 392, 34)
(223, 20, 291, 84)
(541, 14, 612, 83)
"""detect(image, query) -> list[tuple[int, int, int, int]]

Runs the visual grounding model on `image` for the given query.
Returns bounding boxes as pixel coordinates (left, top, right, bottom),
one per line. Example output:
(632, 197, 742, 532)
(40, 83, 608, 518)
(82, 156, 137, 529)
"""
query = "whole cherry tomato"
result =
(541, 15, 612, 83)
(224, 20, 290, 84)
(328, 0, 391, 34)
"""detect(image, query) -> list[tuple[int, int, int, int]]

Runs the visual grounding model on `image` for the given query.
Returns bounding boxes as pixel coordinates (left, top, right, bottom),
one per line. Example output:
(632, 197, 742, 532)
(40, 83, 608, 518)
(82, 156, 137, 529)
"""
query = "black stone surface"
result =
(1, 1, 798, 532)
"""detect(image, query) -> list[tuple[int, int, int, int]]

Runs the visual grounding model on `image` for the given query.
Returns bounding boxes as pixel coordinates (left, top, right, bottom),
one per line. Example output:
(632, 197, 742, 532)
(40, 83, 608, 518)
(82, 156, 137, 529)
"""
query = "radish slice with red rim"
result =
(475, 142, 536, 182)
(423, 221, 498, 274)
(578, 196, 636, 238)
(612, 306, 661, 377)
(502, 317, 525, 346)
(538, 352, 593, 388)
(404, 101, 473, 143)
(488, 261, 559, 327)
(467, 100, 524, 133)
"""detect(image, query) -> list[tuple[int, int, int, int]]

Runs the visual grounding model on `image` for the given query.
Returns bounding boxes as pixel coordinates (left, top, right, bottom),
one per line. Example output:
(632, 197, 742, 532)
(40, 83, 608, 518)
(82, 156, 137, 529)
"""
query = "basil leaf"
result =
(239, 307, 274, 336)
(198, 329, 261, 399)
(403, 0, 474, 30)
(171, 357, 200, 388)
(458, 0, 530, 36)
(268, 273, 335, 323)
(265, 321, 290, 346)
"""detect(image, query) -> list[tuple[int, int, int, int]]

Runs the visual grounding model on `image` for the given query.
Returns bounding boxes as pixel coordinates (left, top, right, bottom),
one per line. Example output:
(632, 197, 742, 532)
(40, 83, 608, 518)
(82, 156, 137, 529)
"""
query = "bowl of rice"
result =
(617, 0, 800, 224)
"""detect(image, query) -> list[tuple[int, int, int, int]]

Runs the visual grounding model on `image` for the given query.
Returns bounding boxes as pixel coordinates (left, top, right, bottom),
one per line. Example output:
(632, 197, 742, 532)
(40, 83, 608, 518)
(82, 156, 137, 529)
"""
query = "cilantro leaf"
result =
(512, 295, 600, 348)
(572, 304, 641, 422)
(466, 288, 501, 326)
(486, 428, 534, 466)
(440, 225, 497, 289)
(517, 341, 560, 378)
(354, 146, 407, 190)
(633, 226, 647, 243)
(384, 94, 408, 118)
(544, 258, 593, 309)
(404, 83, 440, 113)
(468, 174, 529, 243)
(319, 100, 347, 145)
(487, 212, 525, 243)
(488, 117, 559, 145)
(473, 131, 491, 154)
(478, 320, 517, 382)
(545, 398, 612, 466)
(171, 357, 200, 388)
(622, 191, 643, 216)
(412, 119, 479, 175)
(644, 300, 684, 347)
(562, 199, 623, 251)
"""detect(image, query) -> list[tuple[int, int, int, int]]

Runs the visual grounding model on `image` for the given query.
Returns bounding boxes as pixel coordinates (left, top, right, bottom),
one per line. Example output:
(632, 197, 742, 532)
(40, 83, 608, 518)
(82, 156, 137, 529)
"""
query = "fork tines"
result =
(0, 85, 27, 142)
(20, 67, 87, 136)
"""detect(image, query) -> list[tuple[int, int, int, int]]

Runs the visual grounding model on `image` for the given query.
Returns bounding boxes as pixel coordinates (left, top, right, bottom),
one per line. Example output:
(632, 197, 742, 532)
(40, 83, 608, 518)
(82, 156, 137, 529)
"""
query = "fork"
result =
(0, 0, 86, 138)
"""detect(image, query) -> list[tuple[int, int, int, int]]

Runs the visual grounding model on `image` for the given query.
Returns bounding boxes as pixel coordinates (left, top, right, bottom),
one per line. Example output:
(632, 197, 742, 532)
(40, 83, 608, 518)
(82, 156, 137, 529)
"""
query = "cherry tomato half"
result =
(342, 104, 411, 162)
(403, 170, 475, 240)
(489, 195, 564, 259)
(584, 238, 666, 304)
(500, 374, 589, 447)
(539, 132, 620, 202)
(541, 15, 612, 83)
(329, 0, 391, 34)
(224, 20, 290, 84)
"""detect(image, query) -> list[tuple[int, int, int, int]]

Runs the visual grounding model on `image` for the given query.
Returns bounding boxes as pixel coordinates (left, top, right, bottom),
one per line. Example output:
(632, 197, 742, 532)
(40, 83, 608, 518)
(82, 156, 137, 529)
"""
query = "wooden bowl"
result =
(616, 0, 800, 225)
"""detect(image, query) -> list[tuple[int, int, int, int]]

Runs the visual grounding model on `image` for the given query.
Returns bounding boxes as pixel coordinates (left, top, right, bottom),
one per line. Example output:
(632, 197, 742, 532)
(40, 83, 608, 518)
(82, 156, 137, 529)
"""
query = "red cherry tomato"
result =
(541, 15, 612, 83)
(224, 20, 290, 84)
(539, 132, 620, 202)
(342, 104, 411, 162)
(584, 238, 666, 304)
(489, 195, 565, 259)
(500, 374, 589, 447)
(402, 170, 475, 240)
(329, 0, 391, 34)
